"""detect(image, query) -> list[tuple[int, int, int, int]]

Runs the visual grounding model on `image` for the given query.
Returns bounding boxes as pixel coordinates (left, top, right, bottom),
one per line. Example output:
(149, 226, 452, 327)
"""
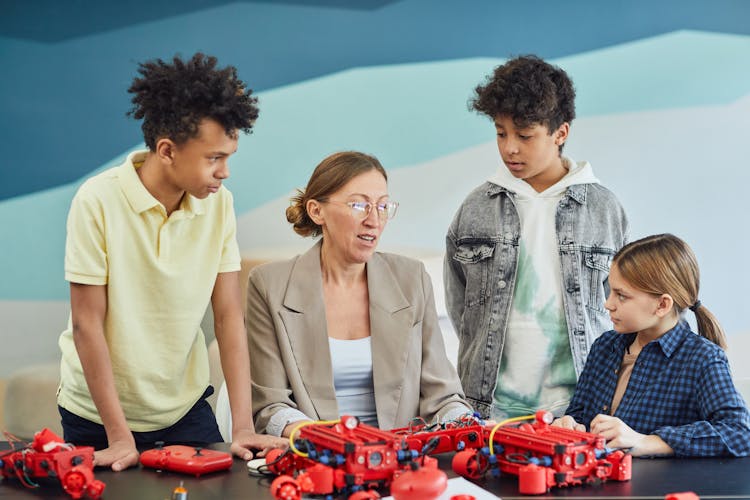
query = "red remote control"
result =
(140, 445, 233, 477)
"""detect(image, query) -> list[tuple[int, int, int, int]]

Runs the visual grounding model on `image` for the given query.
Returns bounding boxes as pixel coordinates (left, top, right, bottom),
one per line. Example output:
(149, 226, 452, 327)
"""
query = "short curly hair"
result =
(471, 55, 575, 136)
(127, 53, 259, 150)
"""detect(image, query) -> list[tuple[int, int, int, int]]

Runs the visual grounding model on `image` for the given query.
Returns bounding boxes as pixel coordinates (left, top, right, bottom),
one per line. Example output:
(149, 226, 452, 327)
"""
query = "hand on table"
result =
(93, 438, 140, 471)
(231, 428, 288, 460)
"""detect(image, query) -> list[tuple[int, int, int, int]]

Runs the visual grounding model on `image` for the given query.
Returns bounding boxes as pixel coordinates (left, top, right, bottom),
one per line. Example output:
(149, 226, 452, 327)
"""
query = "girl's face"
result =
(604, 263, 666, 335)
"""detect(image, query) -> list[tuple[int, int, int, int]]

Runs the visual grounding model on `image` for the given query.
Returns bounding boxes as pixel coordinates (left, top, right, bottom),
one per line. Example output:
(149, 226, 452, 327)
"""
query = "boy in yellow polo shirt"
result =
(57, 53, 285, 471)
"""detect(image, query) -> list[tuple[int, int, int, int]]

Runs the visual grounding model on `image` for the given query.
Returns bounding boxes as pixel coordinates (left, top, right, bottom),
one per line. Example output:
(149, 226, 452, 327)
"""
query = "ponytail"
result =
(692, 302, 727, 350)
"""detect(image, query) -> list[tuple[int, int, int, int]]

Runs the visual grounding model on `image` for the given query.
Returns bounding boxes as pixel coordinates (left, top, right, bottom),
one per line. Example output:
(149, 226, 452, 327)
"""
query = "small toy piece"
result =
(140, 443, 233, 477)
(172, 480, 189, 499)
(0, 428, 105, 500)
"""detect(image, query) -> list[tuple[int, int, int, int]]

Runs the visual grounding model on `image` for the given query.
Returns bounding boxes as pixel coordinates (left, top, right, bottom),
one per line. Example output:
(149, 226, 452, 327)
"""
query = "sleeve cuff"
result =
(439, 404, 474, 424)
(267, 408, 311, 437)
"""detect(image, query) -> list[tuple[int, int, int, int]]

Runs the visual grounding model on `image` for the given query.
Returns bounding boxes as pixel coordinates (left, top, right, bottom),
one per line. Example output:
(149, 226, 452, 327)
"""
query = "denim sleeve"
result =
(444, 231, 466, 336)
(654, 356, 750, 457)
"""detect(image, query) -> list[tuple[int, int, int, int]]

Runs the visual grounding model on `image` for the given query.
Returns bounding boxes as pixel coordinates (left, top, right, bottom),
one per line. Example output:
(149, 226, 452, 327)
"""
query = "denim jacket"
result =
(444, 181, 629, 418)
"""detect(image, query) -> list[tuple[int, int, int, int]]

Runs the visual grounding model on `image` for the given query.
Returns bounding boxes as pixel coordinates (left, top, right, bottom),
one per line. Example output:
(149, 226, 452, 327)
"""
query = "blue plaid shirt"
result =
(565, 321, 750, 457)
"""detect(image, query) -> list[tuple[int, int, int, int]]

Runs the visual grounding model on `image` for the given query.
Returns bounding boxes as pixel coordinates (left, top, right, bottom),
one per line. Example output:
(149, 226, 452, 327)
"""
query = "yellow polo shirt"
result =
(58, 150, 241, 431)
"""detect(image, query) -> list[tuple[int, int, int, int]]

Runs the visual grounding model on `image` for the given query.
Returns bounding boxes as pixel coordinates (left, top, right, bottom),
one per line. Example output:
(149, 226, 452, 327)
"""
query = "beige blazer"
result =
(247, 240, 469, 434)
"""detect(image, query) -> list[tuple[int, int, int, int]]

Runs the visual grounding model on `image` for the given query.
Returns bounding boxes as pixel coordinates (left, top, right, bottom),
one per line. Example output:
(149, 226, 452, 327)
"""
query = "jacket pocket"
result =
(453, 241, 495, 307)
(581, 248, 614, 314)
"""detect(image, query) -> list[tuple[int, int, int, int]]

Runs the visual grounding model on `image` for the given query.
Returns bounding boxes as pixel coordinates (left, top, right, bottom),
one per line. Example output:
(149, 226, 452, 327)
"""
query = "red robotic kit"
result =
(140, 443, 233, 476)
(264, 415, 446, 500)
(449, 410, 631, 495)
(262, 411, 631, 498)
(0, 428, 105, 499)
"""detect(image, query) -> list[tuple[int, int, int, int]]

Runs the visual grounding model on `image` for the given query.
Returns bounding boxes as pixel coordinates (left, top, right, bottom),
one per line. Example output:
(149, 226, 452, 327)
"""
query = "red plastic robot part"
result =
(61, 466, 106, 500)
(349, 490, 381, 499)
(271, 475, 303, 500)
(451, 449, 489, 479)
(389, 467, 448, 500)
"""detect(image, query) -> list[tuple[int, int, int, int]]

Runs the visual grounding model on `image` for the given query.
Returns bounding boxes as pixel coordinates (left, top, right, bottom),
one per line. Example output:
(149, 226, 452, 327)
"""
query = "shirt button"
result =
(602, 405, 608, 411)
(498, 280, 507, 289)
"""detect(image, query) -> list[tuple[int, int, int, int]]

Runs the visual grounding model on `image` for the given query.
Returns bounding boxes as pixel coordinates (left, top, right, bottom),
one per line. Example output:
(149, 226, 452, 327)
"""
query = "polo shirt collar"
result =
(119, 150, 206, 217)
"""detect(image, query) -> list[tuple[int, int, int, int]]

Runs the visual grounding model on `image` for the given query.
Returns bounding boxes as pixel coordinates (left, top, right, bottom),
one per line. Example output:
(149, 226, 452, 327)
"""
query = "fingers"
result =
(231, 431, 288, 461)
(589, 414, 614, 435)
(551, 415, 581, 430)
(229, 441, 254, 461)
(95, 448, 139, 471)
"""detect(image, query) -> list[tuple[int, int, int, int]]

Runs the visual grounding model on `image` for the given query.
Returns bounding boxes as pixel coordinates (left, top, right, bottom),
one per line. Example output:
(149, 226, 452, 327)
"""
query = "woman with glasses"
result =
(246, 151, 471, 437)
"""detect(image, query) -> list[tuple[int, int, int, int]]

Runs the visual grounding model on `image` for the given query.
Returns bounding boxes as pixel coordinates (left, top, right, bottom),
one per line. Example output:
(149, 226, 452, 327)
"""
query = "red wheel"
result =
(62, 466, 94, 498)
(270, 475, 302, 500)
(62, 469, 87, 497)
(451, 450, 488, 480)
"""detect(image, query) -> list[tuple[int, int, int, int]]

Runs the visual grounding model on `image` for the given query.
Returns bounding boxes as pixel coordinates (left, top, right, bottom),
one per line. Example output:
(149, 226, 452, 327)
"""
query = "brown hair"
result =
(613, 234, 726, 349)
(286, 151, 387, 237)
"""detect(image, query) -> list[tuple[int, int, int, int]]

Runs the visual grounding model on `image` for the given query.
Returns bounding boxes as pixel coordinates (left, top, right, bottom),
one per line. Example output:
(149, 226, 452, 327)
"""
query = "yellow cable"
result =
(288, 419, 341, 457)
(488, 414, 535, 455)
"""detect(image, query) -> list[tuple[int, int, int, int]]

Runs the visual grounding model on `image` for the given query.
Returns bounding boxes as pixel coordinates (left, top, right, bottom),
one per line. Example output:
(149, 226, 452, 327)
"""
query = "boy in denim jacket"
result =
(444, 55, 628, 420)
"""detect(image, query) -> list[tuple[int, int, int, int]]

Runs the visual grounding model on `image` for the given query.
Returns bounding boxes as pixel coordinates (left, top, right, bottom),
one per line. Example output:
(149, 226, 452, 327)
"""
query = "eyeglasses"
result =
(324, 200, 399, 221)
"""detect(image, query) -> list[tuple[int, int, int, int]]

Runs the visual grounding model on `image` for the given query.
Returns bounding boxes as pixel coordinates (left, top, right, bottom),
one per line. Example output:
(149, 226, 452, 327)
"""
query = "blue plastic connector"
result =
(528, 456, 552, 466)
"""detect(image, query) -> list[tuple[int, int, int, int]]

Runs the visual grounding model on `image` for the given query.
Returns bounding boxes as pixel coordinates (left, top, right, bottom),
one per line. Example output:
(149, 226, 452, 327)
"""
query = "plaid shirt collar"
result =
(611, 320, 691, 359)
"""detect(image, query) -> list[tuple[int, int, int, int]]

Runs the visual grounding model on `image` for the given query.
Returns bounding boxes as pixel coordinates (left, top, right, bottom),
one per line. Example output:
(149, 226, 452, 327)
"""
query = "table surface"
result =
(2, 443, 750, 500)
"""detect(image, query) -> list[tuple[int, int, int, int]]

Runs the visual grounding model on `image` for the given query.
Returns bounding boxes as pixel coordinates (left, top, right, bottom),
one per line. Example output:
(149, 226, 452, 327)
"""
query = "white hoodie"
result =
(488, 157, 600, 420)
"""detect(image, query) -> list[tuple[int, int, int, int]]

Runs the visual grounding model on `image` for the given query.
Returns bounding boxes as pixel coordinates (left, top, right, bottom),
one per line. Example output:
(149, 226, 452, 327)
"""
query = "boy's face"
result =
(167, 118, 238, 199)
(494, 115, 569, 192)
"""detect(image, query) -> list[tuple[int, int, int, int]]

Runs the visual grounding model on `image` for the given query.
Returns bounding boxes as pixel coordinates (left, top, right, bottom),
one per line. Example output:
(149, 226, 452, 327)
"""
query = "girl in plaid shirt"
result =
(553, 234, 750, 457)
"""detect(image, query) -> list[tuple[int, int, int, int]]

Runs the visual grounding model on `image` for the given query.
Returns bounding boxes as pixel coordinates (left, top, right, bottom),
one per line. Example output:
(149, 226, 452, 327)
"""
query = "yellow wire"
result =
(288, 419, 341, 457)
(488, 414, 535, 455)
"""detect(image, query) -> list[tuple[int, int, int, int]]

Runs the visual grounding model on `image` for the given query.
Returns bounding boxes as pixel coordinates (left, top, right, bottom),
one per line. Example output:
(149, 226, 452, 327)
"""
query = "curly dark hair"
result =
(127, 53, 259, 150)
(471, 55, 575, 137)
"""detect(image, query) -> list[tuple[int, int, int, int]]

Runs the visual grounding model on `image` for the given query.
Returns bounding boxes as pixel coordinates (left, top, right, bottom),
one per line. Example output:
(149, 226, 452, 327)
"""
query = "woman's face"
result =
(316, 169, 390, 266)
